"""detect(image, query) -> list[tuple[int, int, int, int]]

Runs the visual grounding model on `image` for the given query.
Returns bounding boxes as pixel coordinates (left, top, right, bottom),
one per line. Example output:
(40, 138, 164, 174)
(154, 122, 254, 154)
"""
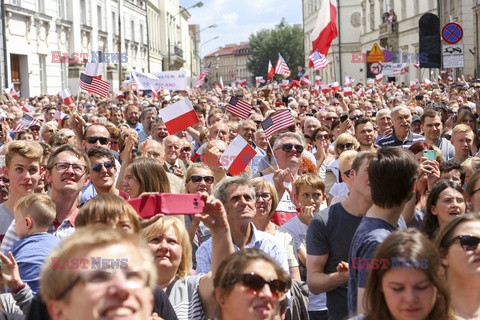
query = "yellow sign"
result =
(368, 43, 384, 63)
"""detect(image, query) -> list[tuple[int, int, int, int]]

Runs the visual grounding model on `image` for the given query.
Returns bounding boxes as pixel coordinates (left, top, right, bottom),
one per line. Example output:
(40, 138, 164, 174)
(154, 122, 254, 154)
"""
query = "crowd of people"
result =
(0, 74, 478, 320)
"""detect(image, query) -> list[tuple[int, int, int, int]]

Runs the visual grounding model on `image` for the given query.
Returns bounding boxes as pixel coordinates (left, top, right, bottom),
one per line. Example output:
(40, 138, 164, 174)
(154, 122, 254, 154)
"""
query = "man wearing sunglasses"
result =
(87, 148, 129, 200)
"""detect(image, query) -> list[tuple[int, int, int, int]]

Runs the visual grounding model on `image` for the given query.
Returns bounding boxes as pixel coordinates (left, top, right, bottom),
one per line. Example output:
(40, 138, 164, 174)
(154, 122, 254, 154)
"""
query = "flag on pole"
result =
(226, 96, 252, 120)
(261, 109, 295, 138)
(309, 50, 330, 71)
(311, 0, 338, 56)
(13, 114, 41, 132)
(196, 62, 211, 86)
(376, 74, 383, 83)
(85, 62, 103, 79)
(218, 76, 224, 90)
(158, 98, 200, 135)
(267, 60, 274, 81)
(21, 104, 36, 113)
(424, 78, 431, 86)
(59, 88, 75, 105)
(274, 53, 291, 78)
(220, 136, 257, 176)
(79, 73, 110, 97)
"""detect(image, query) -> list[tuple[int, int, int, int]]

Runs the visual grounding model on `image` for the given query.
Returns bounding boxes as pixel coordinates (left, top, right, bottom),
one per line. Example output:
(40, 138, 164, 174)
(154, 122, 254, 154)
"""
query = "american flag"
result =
(261, 109, 295, 138)
(79, 73, 110, 97)
(227, 96, 252, 120)
(274, 54, 291, 78)
(196, 62, 212, 85)
(13, 114, 41, 132)
(309, 50, 329, 71)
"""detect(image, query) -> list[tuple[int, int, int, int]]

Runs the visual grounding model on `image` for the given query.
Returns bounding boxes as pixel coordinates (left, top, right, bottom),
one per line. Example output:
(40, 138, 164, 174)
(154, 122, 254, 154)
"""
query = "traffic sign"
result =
(442, 22, 463, 44)
(367, 43, 384, 63)
(443, 44, 464, 68)
(369, 62, 383, 75)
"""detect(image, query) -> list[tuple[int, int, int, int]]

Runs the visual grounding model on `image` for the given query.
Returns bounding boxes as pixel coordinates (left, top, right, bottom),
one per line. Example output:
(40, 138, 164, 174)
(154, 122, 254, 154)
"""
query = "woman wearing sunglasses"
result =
(214, 248, 292, 320)
(311, 126, 335, 182)
(435, 213, 480, 320)
(184, 164, 215, 268)
(352, 229, 453, 320)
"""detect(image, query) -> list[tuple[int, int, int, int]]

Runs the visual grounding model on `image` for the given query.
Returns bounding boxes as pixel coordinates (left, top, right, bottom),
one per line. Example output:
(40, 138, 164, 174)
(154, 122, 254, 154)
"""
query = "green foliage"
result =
(247, 22, 304, 80)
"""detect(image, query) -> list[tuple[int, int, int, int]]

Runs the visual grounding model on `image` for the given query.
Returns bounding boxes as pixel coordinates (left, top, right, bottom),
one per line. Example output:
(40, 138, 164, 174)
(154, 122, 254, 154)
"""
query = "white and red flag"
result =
(22, 104, 36, 113)
(413, 61, 420, 69)
(256, 76, 265, 87)
(4, 83, 19, 98)
(300, 75, 311, 86)
(315, 75, 323, 85)
(220, 136, 257, 176)
(329, 82, 340, 92)
(376, 74, 383, 83)
(366, 79, 375, 86)
(236, 78, 247, 86)
(85, 62, 103, 79)
(227, 96, 252, 120)
(274, 53, 291, 78)
(321, 84, 331, 93)
(79, 73, 110, 98)
(309, 50, 330, 71)
(343, 87, 353, 96)
(344, 73, 354, 86)
(59, 88, 75, 105)
(311, 0, 338, 56)
(356, 88, 365, 97)
(218, 76, 224, 90)
(261, 109, 295, 138)
(424, 78, 432, 86)
(158, 98, 199, 135)
(267, 60, 274, 81)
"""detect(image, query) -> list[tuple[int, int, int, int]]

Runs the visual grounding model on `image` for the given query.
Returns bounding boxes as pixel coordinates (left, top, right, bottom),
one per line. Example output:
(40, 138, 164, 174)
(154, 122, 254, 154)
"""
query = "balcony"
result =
(379, 22, 398, 49)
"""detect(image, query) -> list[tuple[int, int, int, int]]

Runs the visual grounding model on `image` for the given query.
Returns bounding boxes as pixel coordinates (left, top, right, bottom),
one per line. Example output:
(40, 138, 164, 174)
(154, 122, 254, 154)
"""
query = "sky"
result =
(179, 0, 303, 58)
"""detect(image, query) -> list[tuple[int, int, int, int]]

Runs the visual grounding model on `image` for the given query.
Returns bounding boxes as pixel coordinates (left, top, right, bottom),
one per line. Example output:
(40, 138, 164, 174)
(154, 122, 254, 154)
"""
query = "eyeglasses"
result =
(448, 235, 480, 251)
(92, 161, 114, 173)
(325, 117, 333, 121)
(180, 147, 191, 152)
(52, 162, 87, 174)
(30, 127, 40, 132)
(337, 143, 354, 151)
(315, 133, 329, 140)
(255, 192, 272, 201)
(86, 136, 109, 145)
(350, 115, 363, 121)
(189, 175, 214, 184)
(228, 272, 288, 300)
(280, 143, 304, 153)
(56, 268, 150, 300)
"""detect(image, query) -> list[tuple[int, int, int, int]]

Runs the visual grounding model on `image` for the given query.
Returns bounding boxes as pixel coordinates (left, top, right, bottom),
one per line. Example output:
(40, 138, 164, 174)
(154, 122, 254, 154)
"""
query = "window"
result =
(97, 5, 102, 30)
(39, 55, 47, 95)
(38, 0, 45, 13)
(131, 20, 135, 41)
(80, 0, 87, 25)
(112, 12, 117, 35)
(60, 60, 67, 88)
(57, 0, 66, 19)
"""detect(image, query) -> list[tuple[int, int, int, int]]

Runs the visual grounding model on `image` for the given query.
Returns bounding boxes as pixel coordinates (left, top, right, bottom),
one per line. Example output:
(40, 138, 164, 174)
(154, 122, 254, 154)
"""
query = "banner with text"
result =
(132, 70, 187, 91)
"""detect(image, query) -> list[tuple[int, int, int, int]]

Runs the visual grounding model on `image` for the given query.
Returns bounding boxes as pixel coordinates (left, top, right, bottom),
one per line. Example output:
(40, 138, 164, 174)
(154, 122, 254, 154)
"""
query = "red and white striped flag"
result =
(330, 82, 340, 92)
(321, 84, 331, 93)
(226, 96, 252, 120)
(424, 78, 431, 86)
(22, 104, 36, 113)
(376, 74, 383, 83)
(300, 75, 311, 86)
(13, 114, 41, 132)
(343, 87, 353, 96)
(261, 109, 295, 138)
(309, 50, 330, 71)
(158, 98, 199, 135)
(79, 73, 110, 97)
(220, 136, 257, 176)
(59, 88, 75, 105)
(274, 53, 291, 78)
(311, 0, 338, 56)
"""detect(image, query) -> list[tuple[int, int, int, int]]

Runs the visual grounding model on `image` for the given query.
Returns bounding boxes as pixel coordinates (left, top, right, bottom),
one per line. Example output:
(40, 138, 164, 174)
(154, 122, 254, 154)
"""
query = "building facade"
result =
(204, 42, 253, 87)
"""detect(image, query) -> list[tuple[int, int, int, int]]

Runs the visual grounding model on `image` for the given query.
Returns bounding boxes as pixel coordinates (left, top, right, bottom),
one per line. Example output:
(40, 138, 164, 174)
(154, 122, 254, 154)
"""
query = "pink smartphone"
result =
(128, 193, 205, 219)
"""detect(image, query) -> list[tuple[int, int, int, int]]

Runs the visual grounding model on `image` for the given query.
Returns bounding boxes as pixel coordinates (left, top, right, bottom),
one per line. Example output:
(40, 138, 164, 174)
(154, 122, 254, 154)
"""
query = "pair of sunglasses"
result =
(449, 235, 480, 251)
(228, 272, 288, 299)
(92, 161, 114, 173)
(281, 143, 304, 153)
(315, 133, 329, 140)
(189, 175, 214, 184)
(86, 136, 109, 145)
(337, 143, 354, 151)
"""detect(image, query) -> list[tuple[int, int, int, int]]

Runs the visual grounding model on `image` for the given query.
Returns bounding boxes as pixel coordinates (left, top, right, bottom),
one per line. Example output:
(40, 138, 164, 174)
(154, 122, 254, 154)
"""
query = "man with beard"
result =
(124, 104, 141, 132)
(354, 118, 376, 151)
(377, 106, 424, 148)
(421, 109, 454, 160)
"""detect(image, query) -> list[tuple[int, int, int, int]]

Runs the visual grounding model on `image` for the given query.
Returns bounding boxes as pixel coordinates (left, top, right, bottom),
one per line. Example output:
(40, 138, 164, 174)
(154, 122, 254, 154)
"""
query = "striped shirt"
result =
(376, 130, 424, 149)
(168, 275, 206, 320)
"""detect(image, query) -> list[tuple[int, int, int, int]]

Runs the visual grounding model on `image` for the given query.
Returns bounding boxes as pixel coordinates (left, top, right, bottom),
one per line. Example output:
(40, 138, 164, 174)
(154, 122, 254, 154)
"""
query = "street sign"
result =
(369, 62, 383, 75)
(382, 63, 394, 77)
(367, 43, 384, 62)
(442, 22, 463, 44)
(443, 44, 464, 68)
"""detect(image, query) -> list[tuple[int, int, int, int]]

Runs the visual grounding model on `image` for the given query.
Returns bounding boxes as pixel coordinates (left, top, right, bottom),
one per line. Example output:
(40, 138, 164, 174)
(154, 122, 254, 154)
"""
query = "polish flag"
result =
(55, 111, 69, 120)
(236, 79, 247, 86)
(313, 85, 320, 95)
(356, 88, 365, 97)
(343, 87, 353, 96)
(330, 82, 340, 92)
(221, 135, 257, 176)
(267, 60, 274, 81)
(85, 62, 103, 79)
(311, 0, 338, 56)
(424, 78, 431, 86)
(59, 88, 75, 105)
(289, 80, 301, 88)
(219, 76, 224, 90)
(22, 104, 36, 113)
(158, 98, 200, 135)
(366, 79, 375, 86)
(4, 83, 19, 98)
(300, 75, 311, 86)
(376, 74, 383, 83)
(413, 61, 420, 69)
(315, 75, 323, 85)
(321, 84, 331, 93)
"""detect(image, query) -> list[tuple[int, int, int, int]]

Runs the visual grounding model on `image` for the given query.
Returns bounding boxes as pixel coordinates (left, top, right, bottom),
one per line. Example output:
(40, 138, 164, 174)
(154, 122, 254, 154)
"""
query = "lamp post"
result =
(193, 24, 217, 80)
(199, 36, 220, 58)
(168, 1, 203, 70)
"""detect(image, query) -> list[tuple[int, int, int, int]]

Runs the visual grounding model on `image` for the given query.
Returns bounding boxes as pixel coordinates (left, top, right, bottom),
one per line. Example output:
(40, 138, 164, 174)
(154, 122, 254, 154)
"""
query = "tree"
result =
(247, 21, 304, 81)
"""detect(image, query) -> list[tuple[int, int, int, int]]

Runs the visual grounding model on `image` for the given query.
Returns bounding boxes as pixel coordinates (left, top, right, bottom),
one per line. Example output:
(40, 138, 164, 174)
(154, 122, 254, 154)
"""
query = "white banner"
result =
(132, 70, 187, 91)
